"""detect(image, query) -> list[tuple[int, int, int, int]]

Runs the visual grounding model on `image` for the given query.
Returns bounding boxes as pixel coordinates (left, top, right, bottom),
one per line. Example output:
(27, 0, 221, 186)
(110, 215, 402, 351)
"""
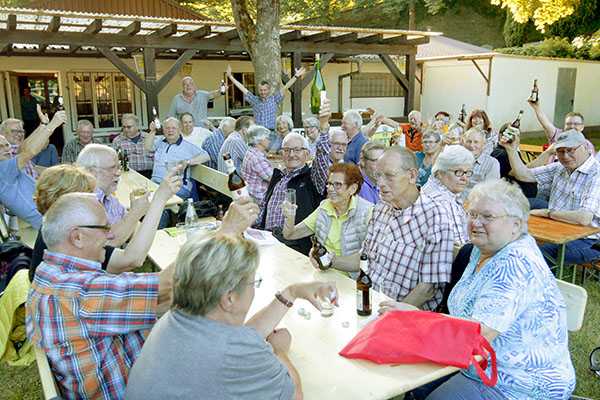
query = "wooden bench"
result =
(34, 346, 61, 400)
(191, 164, 233, 199)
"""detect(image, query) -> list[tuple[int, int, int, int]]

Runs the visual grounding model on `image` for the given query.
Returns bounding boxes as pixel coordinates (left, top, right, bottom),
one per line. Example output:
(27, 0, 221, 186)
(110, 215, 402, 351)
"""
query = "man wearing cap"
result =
(502, 129, 600, 264)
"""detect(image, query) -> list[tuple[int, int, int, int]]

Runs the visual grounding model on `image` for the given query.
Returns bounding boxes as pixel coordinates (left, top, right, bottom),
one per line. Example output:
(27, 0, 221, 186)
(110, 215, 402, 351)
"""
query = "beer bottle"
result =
(220, 80, 227, 96)
(223, 153, 249, 200)
(216, 204, 224, 221)
(185, 198, 198, 226)
(458, 104, 466, 124)
(528, 79, 539, 104)
(511, 110, 523, 129)
(56, 96, 64, 111)
(122, 149, 129, 172)
(356, 253, 372, 316)
(8, 214, 20, 241)
(152, 106, 162, 134)
(310, 54, 326, 115)
(310, 236, 332, 271)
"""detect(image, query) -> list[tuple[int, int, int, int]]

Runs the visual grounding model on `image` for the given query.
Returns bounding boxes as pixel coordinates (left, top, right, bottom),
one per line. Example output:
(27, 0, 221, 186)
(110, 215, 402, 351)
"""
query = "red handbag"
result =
(339, 310, 498, 386)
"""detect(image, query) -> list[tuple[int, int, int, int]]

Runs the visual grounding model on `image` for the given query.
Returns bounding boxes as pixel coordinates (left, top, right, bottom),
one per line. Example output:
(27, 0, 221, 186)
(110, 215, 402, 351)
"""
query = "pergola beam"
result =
(301, 53, 335, 89)
(155, 49, 197, 92)
(120, 21, 141, 36)
(331, 32, 358, 43)
(304, 31, 331, 43)
(97, 46, 148, 92)
(1, 14, 16, 53)
(70, 18, 102, 54)
(280, 30, 302, 42)
(357, 34, 383, 44)
(182, 25, 211, 40)
(149, 23, 177, 38)
(39, 16, 60, 53)
(215, 29, 239, 41)
(378, 54, 409, 90)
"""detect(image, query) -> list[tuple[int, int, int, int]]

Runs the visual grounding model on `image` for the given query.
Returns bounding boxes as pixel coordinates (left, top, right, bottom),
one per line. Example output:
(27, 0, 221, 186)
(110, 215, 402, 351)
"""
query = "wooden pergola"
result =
(0, 7, 441, 125)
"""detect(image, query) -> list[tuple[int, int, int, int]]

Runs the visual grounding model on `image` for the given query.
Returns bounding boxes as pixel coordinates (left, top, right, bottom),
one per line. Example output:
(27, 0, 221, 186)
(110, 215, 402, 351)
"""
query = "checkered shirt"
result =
(202, 129, 225, 169)
(61, 138, 93, 164)
(421, 176, 469, 245)
(244, 92, 284, 130)
(10, 144, 37, 179)
(217, 131, 248, 173)
(26, 251, 159, 400)
(465, 153, 500, 194)
(241, 146, 273, 205)
(112, 132, 154, 172)
(482, 130, 499, 156)
(262, 131, 331, 230)
(532, 155, 600, 239)
(363, 195, 454, 311)
(95, 188, 126, 225)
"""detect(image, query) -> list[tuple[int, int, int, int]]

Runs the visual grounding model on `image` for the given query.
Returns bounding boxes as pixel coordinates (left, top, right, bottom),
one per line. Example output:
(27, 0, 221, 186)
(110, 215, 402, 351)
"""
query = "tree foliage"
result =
(546, 0, 600, 39)
(491, 0, 581, 31)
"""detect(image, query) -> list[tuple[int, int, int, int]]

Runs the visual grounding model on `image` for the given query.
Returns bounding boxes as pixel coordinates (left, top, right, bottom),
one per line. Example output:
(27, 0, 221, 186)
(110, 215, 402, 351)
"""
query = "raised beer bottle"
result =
(56, 96, 64, 111)
(511, 110, 523, 129)
(528, 79, 539, 104)
(220, 80, 227, 95)
(356, 253, 372, 316)
(152, 106, 162, 134)
(310, 236, 332, 271)
(223, 153, 249, 200)
(310, 54, 326, 115)
(458, 104, 466, 124)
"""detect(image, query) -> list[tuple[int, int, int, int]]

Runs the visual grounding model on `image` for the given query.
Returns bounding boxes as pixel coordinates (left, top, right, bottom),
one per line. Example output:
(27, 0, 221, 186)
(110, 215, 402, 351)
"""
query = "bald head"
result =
(382, 146, 418, 171)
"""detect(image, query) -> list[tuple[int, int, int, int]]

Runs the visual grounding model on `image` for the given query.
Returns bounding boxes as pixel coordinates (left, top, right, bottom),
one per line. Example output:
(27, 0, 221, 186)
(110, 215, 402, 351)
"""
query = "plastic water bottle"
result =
(184, 198, 198, 227)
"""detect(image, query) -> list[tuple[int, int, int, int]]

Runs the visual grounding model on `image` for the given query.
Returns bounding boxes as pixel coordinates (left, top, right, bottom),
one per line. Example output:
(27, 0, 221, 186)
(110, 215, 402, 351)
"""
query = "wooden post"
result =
(291, 52, 303, 127)
(404, 53, 416, 116)
(143, 47, 159, 119)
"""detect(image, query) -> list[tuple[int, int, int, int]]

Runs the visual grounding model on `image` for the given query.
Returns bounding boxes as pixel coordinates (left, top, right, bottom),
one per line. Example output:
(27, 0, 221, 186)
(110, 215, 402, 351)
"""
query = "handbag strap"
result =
(470, 336, 498, 387)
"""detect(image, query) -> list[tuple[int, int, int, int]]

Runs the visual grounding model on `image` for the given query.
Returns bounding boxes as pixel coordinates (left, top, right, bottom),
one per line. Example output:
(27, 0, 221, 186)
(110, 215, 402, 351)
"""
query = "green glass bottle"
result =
(310, 55, 326, 115)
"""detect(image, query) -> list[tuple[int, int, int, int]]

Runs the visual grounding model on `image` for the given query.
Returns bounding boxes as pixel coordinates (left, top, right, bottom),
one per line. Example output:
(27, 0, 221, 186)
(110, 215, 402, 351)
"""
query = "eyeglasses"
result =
(281, 147, 306, 155)
(422, 140, 439, 145)
(451, 169, 473, 177)
(76, 224, 112, 232)
(556, 145, 582, 157)
(249, 277, 263, 288)
(466, 211, 511, 224)
(327, 181, 346, 190)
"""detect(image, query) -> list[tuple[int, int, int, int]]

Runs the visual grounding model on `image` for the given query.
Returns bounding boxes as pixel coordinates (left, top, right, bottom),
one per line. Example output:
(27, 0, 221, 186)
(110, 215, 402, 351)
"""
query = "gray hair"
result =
(219, 117, 236, 132)
(199, 119, 215, 131)
(76, 120, 94, 131)
(432, 145, 474, 176)
(423, 129, 442, 142)
(343, 110, 363, 129)
(464, 127, 485, 140)
(42, 193, 102, 248)
(276, 115, 294, 131)
(408, 110, 422, 120)
(282, 131, 309, 149)
(247, 125, 271, 146)
(303, 117, 319, 129)
(172, 233, 259, 316)
(76, 143, 117, 169)
(384, 146, 417, 170)
(0, 118, 22, 136)
(121, 113, 139, 127)
(360, 141, 385, 159)
(163, 117, 180, 128)
(329, 127, 347, 142)
(467, 179, 529, 233)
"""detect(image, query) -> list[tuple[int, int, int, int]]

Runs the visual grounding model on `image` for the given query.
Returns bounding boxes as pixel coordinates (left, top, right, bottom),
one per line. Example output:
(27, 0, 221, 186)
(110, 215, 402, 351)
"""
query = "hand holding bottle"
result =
(226, 64, 232, 78)
(294, 66, 307, 78)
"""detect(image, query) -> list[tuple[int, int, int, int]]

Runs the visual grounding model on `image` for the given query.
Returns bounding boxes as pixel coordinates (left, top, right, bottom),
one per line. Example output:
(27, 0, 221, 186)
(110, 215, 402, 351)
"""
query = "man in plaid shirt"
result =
(112, 114, 154, 178)
(241, 125, 274, 204)
(217, 116, 252, 174)
(503, 129, 600, 265)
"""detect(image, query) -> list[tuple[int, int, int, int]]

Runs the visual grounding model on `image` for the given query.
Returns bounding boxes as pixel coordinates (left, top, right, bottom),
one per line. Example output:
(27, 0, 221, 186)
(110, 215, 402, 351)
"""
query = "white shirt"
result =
(182, 127, 212, 149)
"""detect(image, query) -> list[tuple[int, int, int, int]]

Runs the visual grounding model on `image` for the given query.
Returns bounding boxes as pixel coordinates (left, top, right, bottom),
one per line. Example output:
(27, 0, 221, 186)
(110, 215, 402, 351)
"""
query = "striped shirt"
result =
(532, 155, 600, 240)
(112, 132, 154, 172)
(202, 129, 225, 170)
(363, 195, 454, 311)
(421, 176, 469, 245)
(217, 131, 248, 173)
(26, 251, 159, 400)
(62, 138, 94, 164)
(241, 147, 273, 205)
(244, 92, 284, 130)
(95, 188, 126, 225)
(465, 153, 500, 196)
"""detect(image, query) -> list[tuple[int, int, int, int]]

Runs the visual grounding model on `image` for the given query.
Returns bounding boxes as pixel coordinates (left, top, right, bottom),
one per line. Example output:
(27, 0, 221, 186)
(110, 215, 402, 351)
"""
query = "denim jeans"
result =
(539, 238, 600, 266)
(426, 373, 507, 400)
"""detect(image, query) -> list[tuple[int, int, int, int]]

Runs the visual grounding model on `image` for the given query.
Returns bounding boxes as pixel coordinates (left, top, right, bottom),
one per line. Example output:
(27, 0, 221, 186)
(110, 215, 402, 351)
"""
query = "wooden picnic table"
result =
(519, 144, 544, 163)
(528, 215, 600, 282)
(148, 228, 459, 400)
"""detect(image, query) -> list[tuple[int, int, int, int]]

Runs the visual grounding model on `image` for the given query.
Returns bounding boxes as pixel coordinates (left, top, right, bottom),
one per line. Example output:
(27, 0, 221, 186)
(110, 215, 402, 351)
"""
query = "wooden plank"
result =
(280, 30, 302, 42)
(97, 46, 148, 92)
(119, 21, 141, 36)
(378, 54, 409, 91)
(291, 51, 303, 127)
(404, 53, 416, 115)
(331, 32, 358, 43)
(191, 164, 232, 198)
(301, 52, 335, 89)
(149, 23, 177, 38)
(357, 33, 383, 44)
(155, 49, 197, 92)
(34, 346, 61, 400)
(215, 29, 239, 41)
(1, 14, 17, 54)
(70, 18, 102, 54)
(144, 47, 159, 118)
(182, 25, 211, 40)
(304, 31, 331, 43)
(7, 14, 16, 31)
(382, 35, 429, 46)
(528, 215, 600, 244)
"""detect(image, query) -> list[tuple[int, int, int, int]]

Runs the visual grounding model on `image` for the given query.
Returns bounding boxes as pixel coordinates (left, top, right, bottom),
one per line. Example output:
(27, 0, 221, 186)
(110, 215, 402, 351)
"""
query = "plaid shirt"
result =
(95, 188, 126, 225)
(217, 131, 248, 173)
(262, 131, 331, 230)
(532, 155, 600, 240)
(9, 144, 37, 179)
(421, 176, 469, 245)
(241, 146, 273, 204)
(202, 129, 225, 170)
(465, 153, 500, 195)
(363, 195, 454, 311)
(112, 132, 154, 172)
(26, 251, 159, 400)
(244, 92, 284, 130)
(62, 138, 94, 164)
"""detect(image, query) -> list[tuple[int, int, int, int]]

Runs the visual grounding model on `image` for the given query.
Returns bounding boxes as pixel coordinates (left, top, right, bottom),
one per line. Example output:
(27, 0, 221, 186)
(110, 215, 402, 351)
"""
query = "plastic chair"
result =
(556, 279, 588, 332)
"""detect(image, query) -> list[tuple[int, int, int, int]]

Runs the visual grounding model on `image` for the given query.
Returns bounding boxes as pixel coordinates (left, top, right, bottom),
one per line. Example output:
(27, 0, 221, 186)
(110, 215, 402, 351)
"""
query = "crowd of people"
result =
(0, 69, 596, 400)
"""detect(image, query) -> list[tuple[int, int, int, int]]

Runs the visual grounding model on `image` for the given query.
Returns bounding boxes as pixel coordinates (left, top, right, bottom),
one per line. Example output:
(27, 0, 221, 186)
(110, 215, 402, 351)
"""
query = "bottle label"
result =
(356, 290, 371, 312)
(232, 186, 249, 200)
(320, 252, 332, 268)
(225, 158, 235, 174)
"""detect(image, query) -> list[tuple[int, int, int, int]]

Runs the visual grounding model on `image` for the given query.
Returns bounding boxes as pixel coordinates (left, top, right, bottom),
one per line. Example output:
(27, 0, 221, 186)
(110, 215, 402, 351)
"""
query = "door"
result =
(553, 68, 577, 127)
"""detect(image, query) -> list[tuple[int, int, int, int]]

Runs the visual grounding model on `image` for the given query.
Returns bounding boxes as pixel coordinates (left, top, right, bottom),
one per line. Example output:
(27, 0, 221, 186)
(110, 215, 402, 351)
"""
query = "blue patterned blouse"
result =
(448, 234, 575, 400)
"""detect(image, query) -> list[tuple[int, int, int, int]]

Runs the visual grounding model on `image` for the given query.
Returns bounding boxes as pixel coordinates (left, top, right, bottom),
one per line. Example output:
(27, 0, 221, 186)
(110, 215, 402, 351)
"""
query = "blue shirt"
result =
(168, 90, 210, 127)
(201, 129, 225, 170)
(415, 152, 432, 188)
(32, 144, 59, 167)
(244, 92, 283, 130)
(358, 171, 379, 204)
(152, 136, 207, 198)
(0, 157, 42, 229)
(344, 132, 368, 164)
(448, 234, 575, 400)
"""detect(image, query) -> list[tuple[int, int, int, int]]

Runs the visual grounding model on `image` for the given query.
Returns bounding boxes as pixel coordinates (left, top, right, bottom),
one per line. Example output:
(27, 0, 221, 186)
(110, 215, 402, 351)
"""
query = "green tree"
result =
(546, 0, 600, 39)
(491, 0, 581, 31)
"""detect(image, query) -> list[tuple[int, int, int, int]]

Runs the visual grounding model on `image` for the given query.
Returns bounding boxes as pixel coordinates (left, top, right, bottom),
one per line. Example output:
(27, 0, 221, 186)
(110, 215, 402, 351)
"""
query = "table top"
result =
(148, 230, 458, 400)
(115, 170, 182, 209)
(528, 215, 600, 244)
(519, 144, 544, 153)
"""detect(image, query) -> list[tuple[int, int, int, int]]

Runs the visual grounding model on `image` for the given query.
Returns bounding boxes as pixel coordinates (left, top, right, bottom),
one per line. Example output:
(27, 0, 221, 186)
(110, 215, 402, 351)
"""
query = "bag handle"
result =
(471, 336, 498, 387)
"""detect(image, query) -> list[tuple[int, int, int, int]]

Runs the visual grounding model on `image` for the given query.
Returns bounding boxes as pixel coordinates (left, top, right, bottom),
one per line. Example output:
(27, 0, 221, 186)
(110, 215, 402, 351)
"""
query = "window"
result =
(67, 72, 134, 130)
(350, 73, 404, 98)
(226, 72, 255, 113)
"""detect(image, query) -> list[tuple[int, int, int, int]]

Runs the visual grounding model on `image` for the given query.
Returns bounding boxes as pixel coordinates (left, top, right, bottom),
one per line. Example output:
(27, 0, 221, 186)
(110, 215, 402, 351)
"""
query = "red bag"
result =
(339, 310, 498, 386)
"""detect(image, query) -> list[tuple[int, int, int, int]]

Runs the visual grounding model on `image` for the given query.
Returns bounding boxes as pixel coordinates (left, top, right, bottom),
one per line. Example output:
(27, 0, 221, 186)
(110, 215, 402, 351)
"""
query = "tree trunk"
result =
(408, 0, 416, 30)
(231, 0, 282, 89)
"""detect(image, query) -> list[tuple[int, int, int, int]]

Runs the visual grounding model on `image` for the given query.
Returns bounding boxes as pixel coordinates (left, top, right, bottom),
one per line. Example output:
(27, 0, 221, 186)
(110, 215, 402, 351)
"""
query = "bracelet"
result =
(275, 291, 294, 308)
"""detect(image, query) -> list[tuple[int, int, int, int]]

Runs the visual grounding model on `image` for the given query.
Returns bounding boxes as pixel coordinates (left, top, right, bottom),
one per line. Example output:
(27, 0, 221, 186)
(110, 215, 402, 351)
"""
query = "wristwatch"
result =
(275, 291, 294, 308)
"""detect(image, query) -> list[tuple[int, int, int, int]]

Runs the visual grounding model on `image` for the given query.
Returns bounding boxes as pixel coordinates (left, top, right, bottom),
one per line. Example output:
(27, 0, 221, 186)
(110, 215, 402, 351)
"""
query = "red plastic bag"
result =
(339, 310, 498, 387)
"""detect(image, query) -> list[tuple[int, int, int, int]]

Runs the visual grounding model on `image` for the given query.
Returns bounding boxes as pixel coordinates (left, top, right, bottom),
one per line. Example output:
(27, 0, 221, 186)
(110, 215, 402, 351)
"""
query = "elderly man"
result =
(358, 142, 385, 204)
(257, 101, 332, 255)
(25, 191, 178, 399)
(241, 125, 273, 205)
(503, 129, 600, 265)
(462, 128, 500, 197)
(145, 117, 210, 200)
(202, 117, 236, 170)
(168, 76, 222, 125)
(217, 116, 252, 174)
(0, 118, 39, 178)
(61, 120, 95, 164)
(112, 113, 155, 178)
(341, 110, 367, 164)
(303, 116, 320, 157)
(330, 128, 348, 164)
(402, 110, 424, 152)
(77, 144, 149, 246)
(226, 64, 306, 131)
(0, 112, 65, 229)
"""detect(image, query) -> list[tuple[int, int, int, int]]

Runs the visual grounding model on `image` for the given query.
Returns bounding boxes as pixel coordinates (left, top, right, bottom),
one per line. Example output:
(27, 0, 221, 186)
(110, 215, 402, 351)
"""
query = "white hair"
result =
(42, 193, 102, 248)
(247, 125, 271, 146)
(408, 110, 422, 120)
(0, 118, 22, 136)
(219, 117, 236, 132)
(343, 110, 363, 129)
(303, 117, 319, 129)
(282, 132, 309, 149)
(77, 119, 94, 131)
(432, 145, 475, 175)
(121, 113, 139, 127)
(329, 127, 347, 142)
(76, 143, 117, 169)
(467, 179, 529, 233)
(276, 115, 294, 131)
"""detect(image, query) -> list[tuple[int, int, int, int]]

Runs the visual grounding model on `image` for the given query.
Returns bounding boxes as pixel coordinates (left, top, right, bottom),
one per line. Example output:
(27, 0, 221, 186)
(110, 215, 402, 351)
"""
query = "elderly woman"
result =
(282, 163, 372, 274)
(421, 145, 474, 248)
(125, 229, 337, 400)
(303, 116, 320, 157)
(269, 115, 294, 154)
(29, 164, 182, 280)
(415, 130, 442, 188)
(241, 125, 274, 204)
(466, 109, 498, 156)
(389, 179, 575, 400)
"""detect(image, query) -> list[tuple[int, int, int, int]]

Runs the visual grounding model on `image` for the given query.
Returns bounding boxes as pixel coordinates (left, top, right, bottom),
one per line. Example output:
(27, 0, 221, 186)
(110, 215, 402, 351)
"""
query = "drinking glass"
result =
(285, 189, 296, 206)
(175, 222, 188, 246)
